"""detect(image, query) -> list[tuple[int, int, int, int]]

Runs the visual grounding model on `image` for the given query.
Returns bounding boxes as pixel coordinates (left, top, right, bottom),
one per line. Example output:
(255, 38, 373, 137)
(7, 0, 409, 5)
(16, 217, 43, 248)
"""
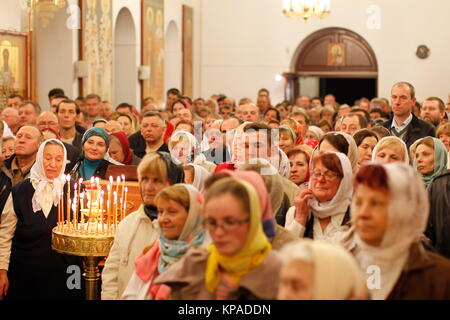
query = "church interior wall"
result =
(200, 0, 450, 104)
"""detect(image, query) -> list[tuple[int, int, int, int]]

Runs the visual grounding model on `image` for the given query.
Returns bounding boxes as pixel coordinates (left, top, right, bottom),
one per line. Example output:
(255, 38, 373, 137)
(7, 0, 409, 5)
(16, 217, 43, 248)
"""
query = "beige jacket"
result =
(155, 247, 281, 300)
(101, 205, 159, 300)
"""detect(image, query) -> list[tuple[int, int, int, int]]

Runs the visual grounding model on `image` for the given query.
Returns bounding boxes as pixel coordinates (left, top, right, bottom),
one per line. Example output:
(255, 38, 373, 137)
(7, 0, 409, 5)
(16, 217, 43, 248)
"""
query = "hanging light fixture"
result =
(22, 0, 67, 28)
(282, 0, 331, 21)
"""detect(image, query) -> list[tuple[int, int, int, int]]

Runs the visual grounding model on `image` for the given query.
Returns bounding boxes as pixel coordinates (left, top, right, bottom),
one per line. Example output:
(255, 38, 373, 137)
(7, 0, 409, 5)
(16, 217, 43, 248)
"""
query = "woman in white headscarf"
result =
(0, 139, 83, 300)
(278, 239, 368, 300)
(285, 151, 353, 245)
(352, 163, 450, 300)
(318, 131, 359, 174)
(372, 136, 410, 165)
(169, 130, 216, 172)
(183, 163, 211, 193)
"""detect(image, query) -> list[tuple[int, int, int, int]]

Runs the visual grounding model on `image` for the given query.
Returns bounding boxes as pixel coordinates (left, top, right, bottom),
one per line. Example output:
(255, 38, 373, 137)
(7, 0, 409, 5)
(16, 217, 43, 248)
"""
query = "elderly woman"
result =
(353, 129, 379, 165)
(101, 152, 184, 300)
(410, 137, 447, 187)
(351, 163, 450, 299)
(121, 184, 206, 300)
(285, 152, 353, 244)
(155, 177, 281, 299)
(305, 126, 325, 143)
(169, 130, 216, 172)
(372, 136, 409, 164)
(68, 127, 113, 181)
(109, 131, 141, 165)
(278, 240, 367, 300)
(318, 132, 359, 174)
(0, 139, 83, 300)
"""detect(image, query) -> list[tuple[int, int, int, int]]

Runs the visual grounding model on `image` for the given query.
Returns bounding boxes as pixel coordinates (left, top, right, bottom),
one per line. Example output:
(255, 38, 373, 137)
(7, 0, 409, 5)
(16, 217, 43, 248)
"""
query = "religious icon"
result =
(182, 5, 193, 98)
(327, 43, 346, 67)
(142, 0, 165, 106)
(0, 32, 29, 109)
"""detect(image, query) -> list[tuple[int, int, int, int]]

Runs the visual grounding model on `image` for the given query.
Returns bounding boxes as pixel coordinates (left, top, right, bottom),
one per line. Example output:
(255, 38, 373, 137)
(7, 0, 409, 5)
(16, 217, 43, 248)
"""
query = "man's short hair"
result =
(116, 103, 133, 113)
(243, 122, 272, 148)
(424, 97, 446, 112)
(50, 94, 69, 102)
(392, 81, 416, 99)
(343, 112, 368, 129)
(8, 93, 23, 100)
(167, 88, 180, 96)
(56, 99, 81, 114)
(258, 88, 270, 96)
(288, 110, 310, 125)
(48, 88, 65, 99)
(142, 111, 166, 126)
(85, 93, 102, 102)
(19, 100, 41, 114)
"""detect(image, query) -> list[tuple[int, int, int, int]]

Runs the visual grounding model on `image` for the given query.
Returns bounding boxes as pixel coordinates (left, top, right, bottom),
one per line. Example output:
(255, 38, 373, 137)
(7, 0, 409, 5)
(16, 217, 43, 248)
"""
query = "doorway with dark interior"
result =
(320, 78, 377, 106)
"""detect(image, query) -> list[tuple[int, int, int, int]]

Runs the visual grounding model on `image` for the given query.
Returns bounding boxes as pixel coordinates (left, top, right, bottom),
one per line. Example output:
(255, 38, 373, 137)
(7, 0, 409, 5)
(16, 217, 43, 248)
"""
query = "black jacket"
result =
(382, 113, 436, 150)
(425, 170, 450, 259)
(0, 169, 12, 220)
(128, 131, 169, 158)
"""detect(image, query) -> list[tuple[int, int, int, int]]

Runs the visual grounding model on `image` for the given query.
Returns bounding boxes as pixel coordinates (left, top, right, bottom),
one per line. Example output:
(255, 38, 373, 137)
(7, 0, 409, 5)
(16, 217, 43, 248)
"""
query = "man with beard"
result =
(421, 97, 448, 127)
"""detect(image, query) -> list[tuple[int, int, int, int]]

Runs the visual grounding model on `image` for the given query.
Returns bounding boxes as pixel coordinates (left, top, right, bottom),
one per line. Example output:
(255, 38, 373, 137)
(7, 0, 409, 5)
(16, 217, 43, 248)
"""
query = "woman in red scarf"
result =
(109, 131, 141, 165)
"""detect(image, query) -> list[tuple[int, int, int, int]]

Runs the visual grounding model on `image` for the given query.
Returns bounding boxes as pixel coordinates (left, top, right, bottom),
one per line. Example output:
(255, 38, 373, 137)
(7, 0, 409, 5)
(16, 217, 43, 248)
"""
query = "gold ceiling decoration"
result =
(282, 0, 331, 21)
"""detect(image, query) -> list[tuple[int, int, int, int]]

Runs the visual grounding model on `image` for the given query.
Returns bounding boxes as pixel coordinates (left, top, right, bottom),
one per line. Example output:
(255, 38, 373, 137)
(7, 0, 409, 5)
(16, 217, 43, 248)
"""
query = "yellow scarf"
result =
(205, 179, 272, 292)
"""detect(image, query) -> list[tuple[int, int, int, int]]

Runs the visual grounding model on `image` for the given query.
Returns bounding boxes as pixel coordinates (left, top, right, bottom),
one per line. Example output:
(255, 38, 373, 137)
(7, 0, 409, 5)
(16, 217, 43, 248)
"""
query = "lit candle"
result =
(123, 187, 128, 219)
(107, 184, 112, 231)
(120, 174, 125, 219)
(87, 187, 93, 232)
(113, 191, 118, 226)
(66, 175, 71, 227)
(58, 190, 62, 229)
(73, 190, 78, 231)
(100, 190, 104, 232)
(73, 183, 77, 228)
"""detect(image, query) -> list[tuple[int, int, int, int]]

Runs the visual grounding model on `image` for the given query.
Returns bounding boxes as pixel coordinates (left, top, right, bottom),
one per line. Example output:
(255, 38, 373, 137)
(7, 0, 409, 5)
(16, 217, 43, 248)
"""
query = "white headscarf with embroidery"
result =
(30, 139, 67, 217)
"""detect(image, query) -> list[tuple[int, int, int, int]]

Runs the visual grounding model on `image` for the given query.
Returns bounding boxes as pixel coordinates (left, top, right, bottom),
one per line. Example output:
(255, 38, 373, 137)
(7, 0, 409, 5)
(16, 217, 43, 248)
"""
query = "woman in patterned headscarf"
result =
(122, 184, 206, 300)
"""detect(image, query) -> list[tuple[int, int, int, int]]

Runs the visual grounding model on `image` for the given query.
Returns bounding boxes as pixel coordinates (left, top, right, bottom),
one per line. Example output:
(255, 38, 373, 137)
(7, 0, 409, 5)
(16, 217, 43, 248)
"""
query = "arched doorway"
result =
(164, 20, 181, 99)
(114, 8, 137, 106)
(285, 28, 378, 105)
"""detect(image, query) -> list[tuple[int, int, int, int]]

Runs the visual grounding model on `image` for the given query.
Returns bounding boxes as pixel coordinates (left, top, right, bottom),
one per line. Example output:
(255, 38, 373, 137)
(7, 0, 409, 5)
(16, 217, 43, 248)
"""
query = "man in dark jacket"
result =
(382, 82, 435, 150)
(426, 169, 450, 259)
(128, 111, 169, 158)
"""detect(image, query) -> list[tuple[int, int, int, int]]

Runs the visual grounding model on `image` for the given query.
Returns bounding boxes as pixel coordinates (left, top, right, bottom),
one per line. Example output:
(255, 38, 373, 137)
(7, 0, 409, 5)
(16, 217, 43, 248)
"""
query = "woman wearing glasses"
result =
(155, 177, 281, 299)
(121, 184, 206, 300)
(285, 152, 353, 245)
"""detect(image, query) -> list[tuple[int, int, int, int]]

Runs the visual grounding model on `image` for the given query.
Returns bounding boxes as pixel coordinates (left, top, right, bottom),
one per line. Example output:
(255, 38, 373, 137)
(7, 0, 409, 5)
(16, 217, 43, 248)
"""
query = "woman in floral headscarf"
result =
(121, 184, 206, 300)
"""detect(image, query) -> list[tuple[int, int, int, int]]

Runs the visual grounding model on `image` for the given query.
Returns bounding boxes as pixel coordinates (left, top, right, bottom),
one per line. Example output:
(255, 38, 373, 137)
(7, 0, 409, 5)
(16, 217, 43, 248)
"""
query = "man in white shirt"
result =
(382, 82, 435, 149)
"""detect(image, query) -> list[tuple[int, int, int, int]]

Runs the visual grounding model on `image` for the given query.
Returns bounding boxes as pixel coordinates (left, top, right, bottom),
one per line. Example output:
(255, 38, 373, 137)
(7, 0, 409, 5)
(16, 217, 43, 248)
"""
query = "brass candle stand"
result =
(52, 175, 128, 300)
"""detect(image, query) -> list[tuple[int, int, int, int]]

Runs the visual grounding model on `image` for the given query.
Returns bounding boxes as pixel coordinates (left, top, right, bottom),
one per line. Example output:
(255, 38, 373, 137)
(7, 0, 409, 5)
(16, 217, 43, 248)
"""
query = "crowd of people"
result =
(0, 81, 449, 300)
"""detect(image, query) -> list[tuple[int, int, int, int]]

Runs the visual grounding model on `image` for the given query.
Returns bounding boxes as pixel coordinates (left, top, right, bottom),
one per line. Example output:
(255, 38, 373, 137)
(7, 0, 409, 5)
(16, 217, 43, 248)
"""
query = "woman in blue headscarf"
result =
(67, 127, 113, 181)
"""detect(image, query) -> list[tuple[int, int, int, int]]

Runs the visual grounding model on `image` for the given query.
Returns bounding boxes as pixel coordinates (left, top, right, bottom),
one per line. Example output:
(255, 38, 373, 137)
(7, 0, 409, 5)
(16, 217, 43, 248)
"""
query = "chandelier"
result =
(282, 0, 331, 21)
(22, 0, 67, 28)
